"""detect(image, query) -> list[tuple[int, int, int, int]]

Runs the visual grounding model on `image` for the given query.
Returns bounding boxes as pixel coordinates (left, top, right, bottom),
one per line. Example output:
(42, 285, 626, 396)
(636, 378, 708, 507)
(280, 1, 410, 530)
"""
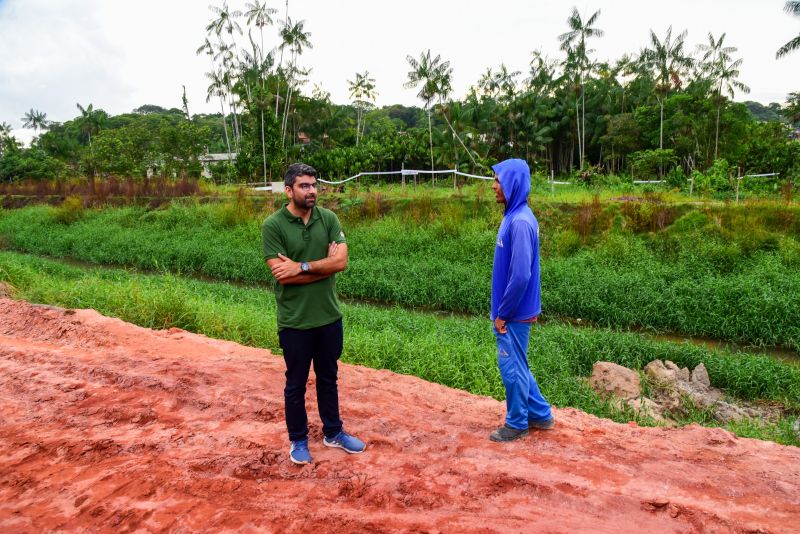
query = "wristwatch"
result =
(300, 262, 310, 273)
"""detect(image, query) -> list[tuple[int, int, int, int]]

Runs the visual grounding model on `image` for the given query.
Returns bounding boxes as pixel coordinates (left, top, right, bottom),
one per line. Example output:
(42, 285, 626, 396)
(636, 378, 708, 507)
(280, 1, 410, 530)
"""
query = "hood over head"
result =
(492, 158, 530, 213)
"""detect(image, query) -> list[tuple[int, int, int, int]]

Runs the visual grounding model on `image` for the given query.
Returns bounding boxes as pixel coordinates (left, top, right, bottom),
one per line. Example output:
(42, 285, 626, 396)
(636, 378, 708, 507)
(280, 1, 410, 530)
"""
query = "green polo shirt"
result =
(261, 204, 347, 331)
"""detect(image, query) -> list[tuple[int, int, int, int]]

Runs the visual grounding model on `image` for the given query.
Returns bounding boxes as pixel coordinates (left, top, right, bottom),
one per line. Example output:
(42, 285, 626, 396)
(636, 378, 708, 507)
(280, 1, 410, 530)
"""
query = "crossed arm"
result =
(266, 241, 349, 285)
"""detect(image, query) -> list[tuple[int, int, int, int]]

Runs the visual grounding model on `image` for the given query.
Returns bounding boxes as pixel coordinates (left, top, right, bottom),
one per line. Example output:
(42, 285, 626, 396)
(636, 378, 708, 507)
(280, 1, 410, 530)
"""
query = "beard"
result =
(291, 194, 316, 210)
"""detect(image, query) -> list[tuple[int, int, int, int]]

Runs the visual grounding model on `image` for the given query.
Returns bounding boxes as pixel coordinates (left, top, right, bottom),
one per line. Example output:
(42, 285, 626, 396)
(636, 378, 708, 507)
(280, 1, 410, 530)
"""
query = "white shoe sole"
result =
(323, 439, 366, 454)
(290, 455, 311, 465)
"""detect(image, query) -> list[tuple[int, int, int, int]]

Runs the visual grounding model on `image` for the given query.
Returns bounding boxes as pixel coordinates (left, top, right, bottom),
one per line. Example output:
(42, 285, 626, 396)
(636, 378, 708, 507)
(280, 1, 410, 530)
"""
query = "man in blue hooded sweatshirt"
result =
(489, 158, 554, 442)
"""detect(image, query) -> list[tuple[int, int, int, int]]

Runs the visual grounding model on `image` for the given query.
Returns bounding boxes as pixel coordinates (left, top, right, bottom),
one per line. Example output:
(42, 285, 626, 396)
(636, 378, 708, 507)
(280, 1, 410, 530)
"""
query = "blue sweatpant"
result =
(494, 321, 552, 430)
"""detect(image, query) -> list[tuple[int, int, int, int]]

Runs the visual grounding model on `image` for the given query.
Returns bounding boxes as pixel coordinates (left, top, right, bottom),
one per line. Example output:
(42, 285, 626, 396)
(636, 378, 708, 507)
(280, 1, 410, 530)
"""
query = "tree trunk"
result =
(260, 109, 267, 184)
(220, 100, 232, 156)
(356, 108, 361, 146)
(575, 97, 582, 169)
(581, 83, 586, 168)
(427, 108, 434, 175)
(714, 98, 721, 160)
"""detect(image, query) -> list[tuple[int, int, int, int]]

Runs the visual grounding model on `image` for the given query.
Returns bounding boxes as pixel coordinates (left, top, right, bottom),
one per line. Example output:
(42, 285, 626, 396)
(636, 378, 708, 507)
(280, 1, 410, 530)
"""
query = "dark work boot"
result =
(528, 417, 555, 430)
(489, 424, 529, 442)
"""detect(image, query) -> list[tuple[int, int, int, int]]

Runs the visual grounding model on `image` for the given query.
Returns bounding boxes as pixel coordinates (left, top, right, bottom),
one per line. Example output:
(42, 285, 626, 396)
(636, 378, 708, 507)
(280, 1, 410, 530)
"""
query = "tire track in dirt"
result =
(0, 298, 799, 533)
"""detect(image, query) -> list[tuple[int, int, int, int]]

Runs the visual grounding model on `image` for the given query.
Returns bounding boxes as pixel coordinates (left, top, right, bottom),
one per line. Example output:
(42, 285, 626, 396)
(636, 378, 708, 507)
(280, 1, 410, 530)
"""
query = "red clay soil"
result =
(1, 298, 799, 533)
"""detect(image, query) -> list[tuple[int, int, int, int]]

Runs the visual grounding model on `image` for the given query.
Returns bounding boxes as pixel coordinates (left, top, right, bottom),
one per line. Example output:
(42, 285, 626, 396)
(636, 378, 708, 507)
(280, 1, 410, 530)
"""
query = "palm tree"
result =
(611, 54, 639, 113)
(496, 65, 521, 99)
(785, 92, 800, 123)
(245, 1, 277, 181)
(641, 26, 693, 149)
(75, 103, 104, 147)
(212, 41, 242, 150)
(405, 50, 451, 172)
(21, 108, 49, 133)
(347, 71, 378, 145)
(76, 103, 105, 188)
(197, 37, 235, 158)
(777, 1, 800, 58)
(274, 0, 290, 118)
(205, 69, 233, 158)
(206, 1, 243, 40)
(279, 18, 313, 148)
(0, 122, 11, 156)
(245, 1, 276, 63)
(698, 33, 749, 159)
(559, 7, 603, 168)
(206, 3, 244, 148)
(526, 50, 561, 98)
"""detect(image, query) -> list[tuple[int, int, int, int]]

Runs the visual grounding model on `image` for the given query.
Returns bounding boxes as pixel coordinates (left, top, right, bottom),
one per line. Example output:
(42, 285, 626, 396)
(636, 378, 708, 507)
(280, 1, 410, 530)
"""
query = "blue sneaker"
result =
(323, 431, 366, 454)
(289, 439, 312, 465)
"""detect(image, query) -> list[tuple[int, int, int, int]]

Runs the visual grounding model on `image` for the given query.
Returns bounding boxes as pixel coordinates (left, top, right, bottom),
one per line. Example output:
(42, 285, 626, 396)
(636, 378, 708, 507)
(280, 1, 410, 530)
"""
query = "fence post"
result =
(736, 170, 741, 204)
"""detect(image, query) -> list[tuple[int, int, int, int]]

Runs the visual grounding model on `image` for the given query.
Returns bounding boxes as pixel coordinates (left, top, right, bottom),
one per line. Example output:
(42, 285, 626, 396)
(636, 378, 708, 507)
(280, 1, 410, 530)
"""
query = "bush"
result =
(554, 230, 582, 256)
(779, 237, 800, 267)
(51, 196, 84, 224)
(665, 166, 687, 189)
(668, 210, 712, 234)
(738, 229, 780, 257)
(217, 189, 255, 227)
(707, 159, 733, 192)
(628, 149, 678, 179)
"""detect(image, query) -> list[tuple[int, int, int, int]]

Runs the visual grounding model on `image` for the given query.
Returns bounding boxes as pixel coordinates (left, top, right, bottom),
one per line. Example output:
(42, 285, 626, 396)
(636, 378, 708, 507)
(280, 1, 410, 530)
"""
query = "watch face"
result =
(301, 262, 309, 272)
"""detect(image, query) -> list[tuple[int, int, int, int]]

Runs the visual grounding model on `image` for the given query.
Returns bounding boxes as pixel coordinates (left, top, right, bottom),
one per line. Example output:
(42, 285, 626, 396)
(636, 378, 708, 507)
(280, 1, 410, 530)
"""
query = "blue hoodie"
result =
(490, 159, 541, 322)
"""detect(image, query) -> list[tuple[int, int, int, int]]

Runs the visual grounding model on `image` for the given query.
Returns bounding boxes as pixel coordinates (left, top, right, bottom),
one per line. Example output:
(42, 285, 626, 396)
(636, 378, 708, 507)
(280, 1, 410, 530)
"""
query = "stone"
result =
(711, 400, 750, 423)
(644, 360, 677, 387)
(627, 397, 668, 424)
(664, 360, 690, 382)
(589, 361, 641, 400)
(691, 363, 711, 388)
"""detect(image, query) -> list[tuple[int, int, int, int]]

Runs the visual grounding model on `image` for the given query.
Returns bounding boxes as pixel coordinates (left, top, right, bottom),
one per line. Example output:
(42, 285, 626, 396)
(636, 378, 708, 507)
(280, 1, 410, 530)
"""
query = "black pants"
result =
(278, 319, 343, 442)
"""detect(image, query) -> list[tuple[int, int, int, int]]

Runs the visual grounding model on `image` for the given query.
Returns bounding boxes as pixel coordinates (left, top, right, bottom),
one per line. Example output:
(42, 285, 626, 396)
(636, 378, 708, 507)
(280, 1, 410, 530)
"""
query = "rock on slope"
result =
(0, 298, 798, 533)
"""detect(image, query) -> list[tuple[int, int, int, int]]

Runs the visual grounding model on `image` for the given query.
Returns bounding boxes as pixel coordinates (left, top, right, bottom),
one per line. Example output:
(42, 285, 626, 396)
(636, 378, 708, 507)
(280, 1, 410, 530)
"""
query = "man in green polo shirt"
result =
(261, 162, 366, 465)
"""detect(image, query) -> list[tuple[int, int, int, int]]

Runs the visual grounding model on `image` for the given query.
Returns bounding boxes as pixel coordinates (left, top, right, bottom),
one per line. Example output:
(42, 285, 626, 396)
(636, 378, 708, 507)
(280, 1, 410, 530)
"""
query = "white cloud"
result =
(1, 0, 798, 130)
(0, 0, 133, 126)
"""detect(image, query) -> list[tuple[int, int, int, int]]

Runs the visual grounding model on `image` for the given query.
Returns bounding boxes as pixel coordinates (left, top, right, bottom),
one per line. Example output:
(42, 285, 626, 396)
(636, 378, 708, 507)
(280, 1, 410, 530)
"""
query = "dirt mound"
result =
(1, 298, 798, 533)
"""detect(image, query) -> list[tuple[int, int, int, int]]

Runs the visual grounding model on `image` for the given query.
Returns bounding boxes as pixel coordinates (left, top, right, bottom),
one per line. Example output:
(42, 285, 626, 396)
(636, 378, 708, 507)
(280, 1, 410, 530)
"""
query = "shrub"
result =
(667, 210, 712, 234)
(707, 159, 733, 192)
(738, 229, 780, 257)
(554, 230, 582, 256)
(217, 189, 255, 228)
(665, 166, 687, 189)
(628, 149, 678, 179)
(779, 237, 800, 267)
(51, 196, 85, 224)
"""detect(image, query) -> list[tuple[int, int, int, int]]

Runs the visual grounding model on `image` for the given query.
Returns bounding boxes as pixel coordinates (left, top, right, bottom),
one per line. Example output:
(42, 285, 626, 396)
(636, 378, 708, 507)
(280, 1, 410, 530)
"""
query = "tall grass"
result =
(1, 199, 799, 349)
(1, 251, 798, 446)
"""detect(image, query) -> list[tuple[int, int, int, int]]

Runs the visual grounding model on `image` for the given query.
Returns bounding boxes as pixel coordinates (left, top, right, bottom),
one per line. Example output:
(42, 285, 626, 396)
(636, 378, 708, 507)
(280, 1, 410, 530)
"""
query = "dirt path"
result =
(1, 298, 798, 533)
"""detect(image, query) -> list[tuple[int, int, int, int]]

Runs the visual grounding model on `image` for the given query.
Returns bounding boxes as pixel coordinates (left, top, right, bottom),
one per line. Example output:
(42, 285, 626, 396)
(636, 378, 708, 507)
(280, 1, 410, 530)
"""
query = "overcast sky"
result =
(1, 0, 798, 144)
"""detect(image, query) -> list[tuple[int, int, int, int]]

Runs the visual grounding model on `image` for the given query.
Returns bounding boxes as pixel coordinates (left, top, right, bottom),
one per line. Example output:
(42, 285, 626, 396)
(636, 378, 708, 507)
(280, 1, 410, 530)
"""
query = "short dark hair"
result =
(284, 163, 318, 187)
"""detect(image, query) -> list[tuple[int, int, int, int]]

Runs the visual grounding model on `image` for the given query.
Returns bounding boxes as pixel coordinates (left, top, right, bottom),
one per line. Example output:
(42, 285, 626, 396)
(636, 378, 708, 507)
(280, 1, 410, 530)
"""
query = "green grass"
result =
(1, 251, 798, 446)
(1, 198, 799, 350)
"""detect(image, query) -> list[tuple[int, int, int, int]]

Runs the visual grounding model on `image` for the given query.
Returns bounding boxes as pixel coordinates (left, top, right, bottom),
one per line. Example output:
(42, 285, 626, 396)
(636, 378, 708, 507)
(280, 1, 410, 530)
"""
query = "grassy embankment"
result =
(1, 191, 799, 349)
(1, 251, 798, 446)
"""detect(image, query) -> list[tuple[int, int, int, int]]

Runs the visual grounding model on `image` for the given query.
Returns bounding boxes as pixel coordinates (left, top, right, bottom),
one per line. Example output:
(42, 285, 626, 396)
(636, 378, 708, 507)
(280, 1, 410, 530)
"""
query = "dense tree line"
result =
(1, 2, 799, 186)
